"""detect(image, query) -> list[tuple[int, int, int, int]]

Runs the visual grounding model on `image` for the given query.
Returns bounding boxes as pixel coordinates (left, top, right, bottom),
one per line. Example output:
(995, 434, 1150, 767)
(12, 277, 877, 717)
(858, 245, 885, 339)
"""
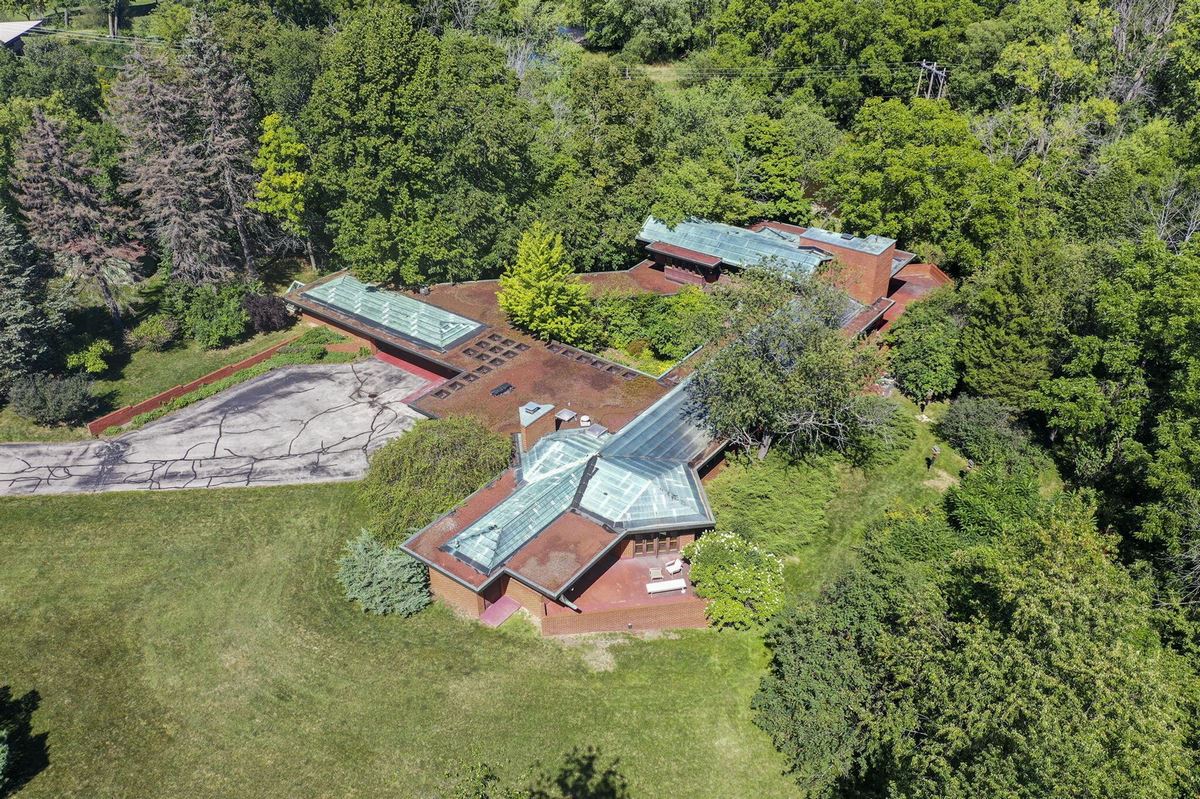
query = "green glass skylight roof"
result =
(798, 226, 895, 256)
(580, 457, 708, 530)
(520, 430, 606, 482)
(639, 216, 830, 277)
(601, 380, 711, 463)
(444, 464, 587, 573)
(301, 275, 482, 351)
(438, 383, 715, 577)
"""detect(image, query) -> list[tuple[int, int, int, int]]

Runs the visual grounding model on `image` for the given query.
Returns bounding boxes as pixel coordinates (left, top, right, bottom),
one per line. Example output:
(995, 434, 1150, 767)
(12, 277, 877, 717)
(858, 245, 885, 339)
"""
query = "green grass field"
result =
(0, 483, 796, 798)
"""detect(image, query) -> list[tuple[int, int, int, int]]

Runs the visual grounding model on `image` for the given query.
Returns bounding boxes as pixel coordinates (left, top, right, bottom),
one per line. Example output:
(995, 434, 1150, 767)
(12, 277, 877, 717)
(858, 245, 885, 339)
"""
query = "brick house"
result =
(636, 216, 949, 336)
(402, 380, 721, 635)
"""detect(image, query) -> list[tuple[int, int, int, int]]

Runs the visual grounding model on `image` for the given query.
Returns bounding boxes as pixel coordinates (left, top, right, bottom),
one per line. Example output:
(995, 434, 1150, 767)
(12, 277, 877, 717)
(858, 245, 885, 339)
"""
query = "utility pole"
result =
(915, 60, 948, 100)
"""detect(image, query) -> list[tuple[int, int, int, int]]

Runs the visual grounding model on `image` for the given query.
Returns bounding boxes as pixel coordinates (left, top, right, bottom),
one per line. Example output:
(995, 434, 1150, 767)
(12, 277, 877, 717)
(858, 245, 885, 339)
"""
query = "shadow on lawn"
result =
(443, 746, 629, 799)
(0, 686, 49, 797)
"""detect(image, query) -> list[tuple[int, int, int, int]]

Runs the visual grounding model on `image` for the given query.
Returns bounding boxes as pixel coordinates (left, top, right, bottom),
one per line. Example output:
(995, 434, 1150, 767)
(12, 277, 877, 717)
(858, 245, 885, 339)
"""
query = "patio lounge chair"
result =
(649, 567, 663, 581)
(665, 558, 683, 575)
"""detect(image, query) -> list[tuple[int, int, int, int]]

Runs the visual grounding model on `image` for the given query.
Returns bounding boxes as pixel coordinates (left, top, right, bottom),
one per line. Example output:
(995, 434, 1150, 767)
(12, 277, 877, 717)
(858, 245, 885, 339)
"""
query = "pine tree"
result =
(181, 13, 264, 278)
(11, 109, 143, 326)
(108, 48, 232, 285)
(0, 209, 49, 399)
(497, 222, 592, 345)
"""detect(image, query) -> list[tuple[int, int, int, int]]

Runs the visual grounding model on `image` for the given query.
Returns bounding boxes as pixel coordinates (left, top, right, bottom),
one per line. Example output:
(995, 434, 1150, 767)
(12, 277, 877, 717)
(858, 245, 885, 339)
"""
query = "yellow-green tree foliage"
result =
(497, 222, 593, 345)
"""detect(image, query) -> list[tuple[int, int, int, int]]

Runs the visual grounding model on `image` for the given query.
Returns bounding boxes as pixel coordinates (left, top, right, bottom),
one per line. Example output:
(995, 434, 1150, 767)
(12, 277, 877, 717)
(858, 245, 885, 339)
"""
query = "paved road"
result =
(0, 360, 428, 496)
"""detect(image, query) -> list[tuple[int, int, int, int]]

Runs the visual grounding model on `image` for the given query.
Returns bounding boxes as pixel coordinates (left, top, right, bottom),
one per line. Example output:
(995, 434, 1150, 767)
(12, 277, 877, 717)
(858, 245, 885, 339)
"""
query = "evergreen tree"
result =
(109, 48, 232, 285)
(959, 253, 1064, 409)
(497, 222, 592, 345)
(181, 12, 264, 278)
(11, 109, 143, 325)
(251, 113, 316, 268)
(0, 209, 48, 399)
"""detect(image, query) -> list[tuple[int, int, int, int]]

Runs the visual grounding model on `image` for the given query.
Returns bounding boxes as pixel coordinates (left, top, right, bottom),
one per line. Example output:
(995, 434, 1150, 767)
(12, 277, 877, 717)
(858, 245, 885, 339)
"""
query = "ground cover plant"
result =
(0, 484, 796, 799)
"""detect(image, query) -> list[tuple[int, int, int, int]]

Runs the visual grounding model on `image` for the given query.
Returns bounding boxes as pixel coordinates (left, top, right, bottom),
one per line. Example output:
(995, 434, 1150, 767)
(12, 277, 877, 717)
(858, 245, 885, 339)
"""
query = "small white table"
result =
(646, 578, 687, 595)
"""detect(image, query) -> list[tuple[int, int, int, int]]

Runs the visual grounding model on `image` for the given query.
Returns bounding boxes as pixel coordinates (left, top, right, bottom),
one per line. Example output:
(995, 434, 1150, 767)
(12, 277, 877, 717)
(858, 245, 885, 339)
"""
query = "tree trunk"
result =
(757, 432, 774, 461)
(108, 11, 116, 37)
(305, 237, 318, 272)
(98, 279, 123, 328)
(224, 171, 256, 280)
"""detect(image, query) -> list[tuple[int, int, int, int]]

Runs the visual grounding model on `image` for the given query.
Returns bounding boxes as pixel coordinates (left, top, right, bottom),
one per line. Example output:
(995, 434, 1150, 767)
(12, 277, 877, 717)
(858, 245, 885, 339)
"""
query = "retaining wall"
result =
(86, 335, 299, 436)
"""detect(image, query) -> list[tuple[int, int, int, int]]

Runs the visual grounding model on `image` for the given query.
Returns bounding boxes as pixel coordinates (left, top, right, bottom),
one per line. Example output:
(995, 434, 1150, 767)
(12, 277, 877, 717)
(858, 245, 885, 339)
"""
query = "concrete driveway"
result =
(0, 359, 428, 496)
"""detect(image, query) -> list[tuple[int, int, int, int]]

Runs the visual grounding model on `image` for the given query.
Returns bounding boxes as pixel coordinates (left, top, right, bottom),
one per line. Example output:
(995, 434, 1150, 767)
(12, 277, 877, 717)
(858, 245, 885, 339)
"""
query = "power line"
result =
(29, 26, 180, 50)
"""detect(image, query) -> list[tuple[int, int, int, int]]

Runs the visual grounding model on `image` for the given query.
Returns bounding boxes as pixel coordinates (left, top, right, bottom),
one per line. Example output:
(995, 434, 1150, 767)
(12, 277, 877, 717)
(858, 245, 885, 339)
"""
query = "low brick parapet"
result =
(86, 335, 300, 436)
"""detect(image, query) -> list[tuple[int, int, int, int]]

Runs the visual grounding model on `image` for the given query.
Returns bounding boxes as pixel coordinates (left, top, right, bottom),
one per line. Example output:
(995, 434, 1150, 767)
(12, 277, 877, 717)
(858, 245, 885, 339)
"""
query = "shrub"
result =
(684, 531, 784, 629)
(706, 452, 837, 555)
(124, 313, 179, 351)
(359, 416, 512, 543)
(336, 530, 431, 616)
(164, 280, 251, 349)
(936, 395, 1028, 463)
(647, 285, 717, 360)
(65, 338, 114, 374)
(243, 293, 294, 334)
(8, 372, 95, 425)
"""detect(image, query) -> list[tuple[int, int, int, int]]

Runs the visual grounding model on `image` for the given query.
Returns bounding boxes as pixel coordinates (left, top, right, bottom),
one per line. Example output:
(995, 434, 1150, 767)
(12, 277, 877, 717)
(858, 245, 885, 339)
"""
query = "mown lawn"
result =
(0, 483, 796, 799)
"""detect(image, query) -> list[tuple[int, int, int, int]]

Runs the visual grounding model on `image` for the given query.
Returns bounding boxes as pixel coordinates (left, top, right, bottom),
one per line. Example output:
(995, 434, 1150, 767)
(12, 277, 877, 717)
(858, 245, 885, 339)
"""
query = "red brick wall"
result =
(541, 597, 709, 635)
(87, 334, 300, 435)
(429, 570, 485, 617)
(820, 246, 894, 306)
(501, 576, 548, 616)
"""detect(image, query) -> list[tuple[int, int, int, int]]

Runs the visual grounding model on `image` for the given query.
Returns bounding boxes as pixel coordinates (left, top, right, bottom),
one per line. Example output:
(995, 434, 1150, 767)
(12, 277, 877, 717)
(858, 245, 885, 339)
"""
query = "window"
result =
(632, 534, 680, 556)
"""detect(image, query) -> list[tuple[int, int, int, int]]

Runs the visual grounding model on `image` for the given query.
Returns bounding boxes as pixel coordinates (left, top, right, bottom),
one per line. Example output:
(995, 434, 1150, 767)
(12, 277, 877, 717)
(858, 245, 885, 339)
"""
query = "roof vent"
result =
(840, 233, 854, 241)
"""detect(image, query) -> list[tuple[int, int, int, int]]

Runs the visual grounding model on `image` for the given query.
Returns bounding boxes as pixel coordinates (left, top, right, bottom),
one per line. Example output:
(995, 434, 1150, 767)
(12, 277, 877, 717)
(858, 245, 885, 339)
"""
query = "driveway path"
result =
(0, 360, 428, 496)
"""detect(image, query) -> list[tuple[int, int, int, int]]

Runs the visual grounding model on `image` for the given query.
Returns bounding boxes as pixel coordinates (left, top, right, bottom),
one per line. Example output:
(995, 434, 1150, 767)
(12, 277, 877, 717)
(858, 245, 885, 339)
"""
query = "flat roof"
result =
(798, 226, 896, 256)
(300, 274, 482, 352)
(639, 216, 830, 278)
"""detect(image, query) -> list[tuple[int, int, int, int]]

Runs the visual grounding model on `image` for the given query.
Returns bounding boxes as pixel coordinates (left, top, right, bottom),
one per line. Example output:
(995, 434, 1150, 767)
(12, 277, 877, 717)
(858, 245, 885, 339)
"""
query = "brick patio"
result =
(549, 552, 696, 616)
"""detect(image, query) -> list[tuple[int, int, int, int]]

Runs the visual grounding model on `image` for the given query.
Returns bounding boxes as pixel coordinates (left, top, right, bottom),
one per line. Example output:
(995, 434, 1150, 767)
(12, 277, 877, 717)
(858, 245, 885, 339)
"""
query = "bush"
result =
(359, 416, 513, 543)
(684, 531, 784, 629)
(936, 395, 1028, 463)
(8, 372, 95, 425)
(647, 286, 717, 360)
(65, 339, 114, 374)
(591, 287, 716, 362)
(243, 293, 294, 334)
(336, 530, 431, 616)
(706, 452, 837, 555)
(124, 313, 179, 351)
(164, 280, 251, 349)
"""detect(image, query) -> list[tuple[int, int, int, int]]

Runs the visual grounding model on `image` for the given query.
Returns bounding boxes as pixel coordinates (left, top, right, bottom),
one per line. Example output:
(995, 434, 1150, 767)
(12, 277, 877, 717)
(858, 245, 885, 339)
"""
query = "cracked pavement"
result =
(0, 359, 429, 496)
